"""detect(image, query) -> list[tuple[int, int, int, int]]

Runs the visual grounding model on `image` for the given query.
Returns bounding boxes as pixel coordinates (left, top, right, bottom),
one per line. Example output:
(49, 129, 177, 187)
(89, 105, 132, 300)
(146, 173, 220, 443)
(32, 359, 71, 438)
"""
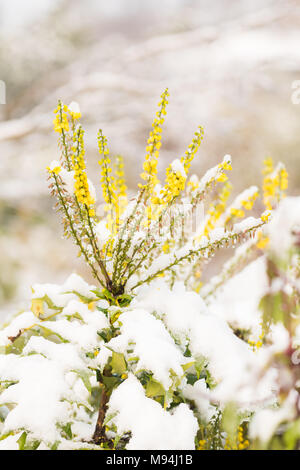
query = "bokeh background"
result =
(0, 0, 300, 318)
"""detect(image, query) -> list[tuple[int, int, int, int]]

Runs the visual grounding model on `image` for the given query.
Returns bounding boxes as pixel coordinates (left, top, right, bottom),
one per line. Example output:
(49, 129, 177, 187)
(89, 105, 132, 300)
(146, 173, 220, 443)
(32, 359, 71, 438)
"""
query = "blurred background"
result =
(0, 0, 300, 318)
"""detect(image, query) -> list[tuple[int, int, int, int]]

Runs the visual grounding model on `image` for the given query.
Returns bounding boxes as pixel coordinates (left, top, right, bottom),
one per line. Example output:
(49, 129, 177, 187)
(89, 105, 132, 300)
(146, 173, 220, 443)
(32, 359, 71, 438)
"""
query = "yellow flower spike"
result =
(159, 124, 204, 204)
(72, 126, 95, 208)
(98, 130, 119, 242)
(279, 167, 288, 191)
(201, 181, 232, 238)
(98, 130, 117, 208)
(180, 126, 204, 173)
(160, 161, 187, 204)
(262, 160, 288, 209)
(159, 126, 204, 204)
(140, 88, 169, 192)
(114, 155, 128, 224)
(53, 101, 69, 134)
(262, 156, 273, 175)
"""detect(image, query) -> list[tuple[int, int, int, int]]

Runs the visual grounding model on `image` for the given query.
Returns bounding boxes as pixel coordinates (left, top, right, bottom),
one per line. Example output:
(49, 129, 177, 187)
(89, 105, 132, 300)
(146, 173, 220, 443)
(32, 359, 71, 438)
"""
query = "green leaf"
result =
(116, 294, 132, 307)
(64, 291, 95, 304)
(51, 440, 60, 450)
(182, 361, 194, 372)
(194, 356, 207, 379)
(36, 325, 68, 343)
(24, 439, 40, 450)
(283, 419, 300, 450)
(17, 431, 27, 450)
(145, 379, 165, 398)
(72, 369, 92, 393)
(92, 288, 115, 304)
(103, 411, 118, 426)
(0, 431, 15, 442)
(113, 434, 122, 449)
(110, 309, 122, 324)
(61, 422, 72, 440)
(102, 376, 121, 393)
(97, 328, 113, 342)
(41, 294, 62, 311)
(221, 402, 239, 446)
(186, 373, 198, 385)
(110, 352, 127, 375)
(96, 306, 108, 315)
(31, 299, 44, 318)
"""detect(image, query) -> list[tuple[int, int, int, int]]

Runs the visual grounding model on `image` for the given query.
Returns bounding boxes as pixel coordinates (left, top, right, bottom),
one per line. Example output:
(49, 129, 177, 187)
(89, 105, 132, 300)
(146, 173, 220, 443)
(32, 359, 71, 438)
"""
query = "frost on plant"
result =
(0, 91, 299, 450)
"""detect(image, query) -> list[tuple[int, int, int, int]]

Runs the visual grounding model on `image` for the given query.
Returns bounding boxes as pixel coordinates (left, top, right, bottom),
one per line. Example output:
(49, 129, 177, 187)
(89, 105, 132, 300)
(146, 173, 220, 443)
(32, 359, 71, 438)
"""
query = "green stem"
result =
(131, 222, 265, 291)
(53, 174, 105, 288)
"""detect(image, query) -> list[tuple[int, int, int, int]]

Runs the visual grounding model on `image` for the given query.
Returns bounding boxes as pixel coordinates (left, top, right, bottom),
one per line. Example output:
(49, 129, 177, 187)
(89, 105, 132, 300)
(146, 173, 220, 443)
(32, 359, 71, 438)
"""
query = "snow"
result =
(41, 315, 106, 350)
(196, 154, 231, 194)
(0, 311, 36, 346)
(0, 333, 96, 444)
(0, 432, 22, 450)
(249, 390, 297, 443)
(170, 159, 186, 178)
(209, 257, 267, 332)
(63, 273, 96, 299)
(95, 219, 111, 249)
(107, 374, 198, 450)
(0, 274, 109, 446)
(32, 273, 97, 307)
(107, 308, 189, 390)
(60, 168, 75, 194)
(209, 227, 225, 243)
(132, 279, 276, 405)
(0, 350, 72, 443)
(48, 160, 61, 172)
(227, 185, 258, 211)
(233, 216, 262, 233)
(68, 101, 81, 115)
(183, 379, 215, 422)
(267, 197, 300, 259)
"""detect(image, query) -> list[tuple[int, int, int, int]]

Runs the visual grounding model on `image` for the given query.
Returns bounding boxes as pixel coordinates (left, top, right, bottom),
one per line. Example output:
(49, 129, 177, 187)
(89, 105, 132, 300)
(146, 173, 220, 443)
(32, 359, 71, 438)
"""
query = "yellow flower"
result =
(98, 129, 117, 210)
(280, 167, 288, 191)
(262, 156, 273, 175)
(180, 126, 204, 173)
(72, 126, 95, 209)
(46, 165, 61, 175)
(53, 102, 69, 133)
(198, 439, 206, 450)
(261, 210, 271, 223)
(256, 233, 269, 250)
(262, 159, 288, 209)
(140, 88, 169, 192)
(202, 181, 232, 238)
(230, 207, 245, 218)
(217, 172, 228, 182)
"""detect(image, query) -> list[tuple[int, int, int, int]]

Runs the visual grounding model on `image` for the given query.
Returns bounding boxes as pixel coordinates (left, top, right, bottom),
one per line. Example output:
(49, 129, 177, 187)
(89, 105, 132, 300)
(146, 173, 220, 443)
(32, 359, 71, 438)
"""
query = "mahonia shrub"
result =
(0, 91, 299, 450)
